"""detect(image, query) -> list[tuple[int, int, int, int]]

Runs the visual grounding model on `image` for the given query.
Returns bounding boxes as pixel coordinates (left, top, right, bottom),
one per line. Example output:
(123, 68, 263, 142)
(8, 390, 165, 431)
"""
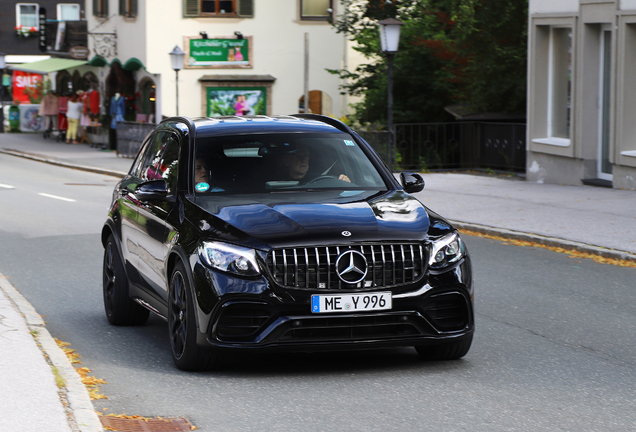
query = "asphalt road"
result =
(1, 155, 636, 431)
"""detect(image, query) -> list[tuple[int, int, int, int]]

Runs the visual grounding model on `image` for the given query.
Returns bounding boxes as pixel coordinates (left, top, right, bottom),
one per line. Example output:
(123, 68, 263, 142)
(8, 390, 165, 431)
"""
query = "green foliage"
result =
(330, 0, 527, 126)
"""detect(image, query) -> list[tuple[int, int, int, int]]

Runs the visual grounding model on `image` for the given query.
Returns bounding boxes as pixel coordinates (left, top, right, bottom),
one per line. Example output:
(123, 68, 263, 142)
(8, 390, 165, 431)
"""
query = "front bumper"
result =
(192, 257, 474, 352)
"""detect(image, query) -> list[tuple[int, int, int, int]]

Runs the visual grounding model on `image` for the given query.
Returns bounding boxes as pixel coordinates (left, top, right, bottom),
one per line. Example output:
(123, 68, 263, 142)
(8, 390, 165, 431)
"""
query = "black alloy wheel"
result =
(168, 262, 217, 371)
(103, 235, 150, 326)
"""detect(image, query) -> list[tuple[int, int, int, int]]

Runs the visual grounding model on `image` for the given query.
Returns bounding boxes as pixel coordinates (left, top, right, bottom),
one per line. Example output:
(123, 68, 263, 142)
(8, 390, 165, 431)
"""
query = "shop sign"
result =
(38, 8, 47, 52)
(187, 37, 251, 68)
(207, 87, 266, 117)
(12, 71, 43, 104)
(69, 46, 90, 60)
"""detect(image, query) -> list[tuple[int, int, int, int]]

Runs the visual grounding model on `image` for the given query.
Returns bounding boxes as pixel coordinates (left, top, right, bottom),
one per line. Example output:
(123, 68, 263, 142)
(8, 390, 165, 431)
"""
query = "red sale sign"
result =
(12, 70, 42, 103)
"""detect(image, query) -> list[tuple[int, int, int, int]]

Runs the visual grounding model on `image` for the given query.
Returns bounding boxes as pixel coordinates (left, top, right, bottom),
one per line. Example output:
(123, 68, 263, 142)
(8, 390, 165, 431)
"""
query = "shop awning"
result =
(123, 57, 145, 71)
(87, 56, 108, 67)
(8, 58, 88, 74)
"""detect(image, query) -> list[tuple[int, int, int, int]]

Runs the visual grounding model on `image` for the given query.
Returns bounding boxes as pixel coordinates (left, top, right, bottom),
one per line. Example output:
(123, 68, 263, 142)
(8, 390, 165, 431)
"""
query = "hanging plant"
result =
(15, 25, 38, 38)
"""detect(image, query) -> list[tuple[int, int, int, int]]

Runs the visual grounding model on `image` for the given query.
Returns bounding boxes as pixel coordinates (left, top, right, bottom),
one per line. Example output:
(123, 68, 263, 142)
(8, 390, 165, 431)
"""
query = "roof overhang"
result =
(8, 58, 88, 74)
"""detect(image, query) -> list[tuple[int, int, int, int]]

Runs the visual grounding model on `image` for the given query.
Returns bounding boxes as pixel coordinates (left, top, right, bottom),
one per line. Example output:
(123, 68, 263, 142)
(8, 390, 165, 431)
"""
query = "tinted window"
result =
(193, 133, 387, 194)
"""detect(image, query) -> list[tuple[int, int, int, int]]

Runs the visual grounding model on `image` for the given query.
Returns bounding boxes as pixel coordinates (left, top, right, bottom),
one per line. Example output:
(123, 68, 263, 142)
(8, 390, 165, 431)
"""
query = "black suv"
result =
(102, 114, 474, 370)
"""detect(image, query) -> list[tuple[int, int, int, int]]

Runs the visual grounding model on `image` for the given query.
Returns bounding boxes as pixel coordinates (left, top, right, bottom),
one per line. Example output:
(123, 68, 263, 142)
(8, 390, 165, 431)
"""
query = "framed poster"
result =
(185, 36, 253, 69)
(207, 87, 266, 117)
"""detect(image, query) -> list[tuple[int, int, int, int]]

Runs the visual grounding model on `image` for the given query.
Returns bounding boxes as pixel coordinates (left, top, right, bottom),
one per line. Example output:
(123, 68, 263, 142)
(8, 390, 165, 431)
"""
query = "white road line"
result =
(0, 183, 16, 189)
(38, 193, 76, 202)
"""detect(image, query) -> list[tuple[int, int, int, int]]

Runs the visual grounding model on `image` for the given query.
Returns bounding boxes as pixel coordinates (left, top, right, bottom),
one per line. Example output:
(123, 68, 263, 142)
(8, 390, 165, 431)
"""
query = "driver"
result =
(282, 146, 351, 183)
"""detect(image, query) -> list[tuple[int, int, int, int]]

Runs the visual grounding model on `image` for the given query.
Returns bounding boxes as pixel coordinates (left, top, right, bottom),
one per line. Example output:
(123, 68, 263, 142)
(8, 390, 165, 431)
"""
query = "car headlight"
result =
(199, 241, 261, 276)
(429, 232, 465, 269)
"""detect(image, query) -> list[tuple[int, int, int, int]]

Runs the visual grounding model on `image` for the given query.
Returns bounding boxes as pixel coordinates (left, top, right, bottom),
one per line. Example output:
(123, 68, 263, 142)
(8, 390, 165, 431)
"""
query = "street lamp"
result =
(0, 52, 6, 134)
(378, 18, 403, 172)
(169, 45, 185, 116)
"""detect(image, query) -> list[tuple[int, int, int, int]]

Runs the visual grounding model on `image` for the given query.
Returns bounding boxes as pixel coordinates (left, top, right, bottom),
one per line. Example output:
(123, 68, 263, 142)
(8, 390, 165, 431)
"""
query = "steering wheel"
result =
(307, 175, 338, 184)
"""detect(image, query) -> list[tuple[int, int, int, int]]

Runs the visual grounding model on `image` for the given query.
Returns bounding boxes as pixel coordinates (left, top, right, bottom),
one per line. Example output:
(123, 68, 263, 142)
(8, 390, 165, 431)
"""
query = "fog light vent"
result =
(217, 304, 271, 339)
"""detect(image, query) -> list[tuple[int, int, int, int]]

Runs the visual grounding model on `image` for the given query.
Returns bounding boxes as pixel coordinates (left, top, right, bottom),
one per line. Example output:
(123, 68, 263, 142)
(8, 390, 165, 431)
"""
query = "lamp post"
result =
(169, 45, 185, 116)
(0, 52, 5, 133)
(378, 18, 403, 172)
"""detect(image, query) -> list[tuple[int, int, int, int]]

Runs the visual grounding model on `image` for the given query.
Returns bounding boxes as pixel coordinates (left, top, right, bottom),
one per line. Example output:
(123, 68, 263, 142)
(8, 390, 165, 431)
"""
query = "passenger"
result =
(195, 158, 209, 183)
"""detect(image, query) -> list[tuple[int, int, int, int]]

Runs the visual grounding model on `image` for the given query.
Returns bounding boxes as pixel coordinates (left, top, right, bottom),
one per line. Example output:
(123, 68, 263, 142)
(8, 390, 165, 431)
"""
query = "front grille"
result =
(424, 292, 469, 331)
(216, 304, 272, 339)
(266, 244, 427, 290)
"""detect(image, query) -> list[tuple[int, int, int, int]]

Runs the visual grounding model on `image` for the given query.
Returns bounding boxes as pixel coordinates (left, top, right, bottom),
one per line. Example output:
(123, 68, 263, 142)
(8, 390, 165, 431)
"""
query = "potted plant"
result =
(15, 25, 38, 38)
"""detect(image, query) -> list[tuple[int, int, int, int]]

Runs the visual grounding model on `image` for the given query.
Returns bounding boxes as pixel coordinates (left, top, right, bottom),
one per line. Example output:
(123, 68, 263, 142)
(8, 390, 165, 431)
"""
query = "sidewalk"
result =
(0, 131, 635, 432)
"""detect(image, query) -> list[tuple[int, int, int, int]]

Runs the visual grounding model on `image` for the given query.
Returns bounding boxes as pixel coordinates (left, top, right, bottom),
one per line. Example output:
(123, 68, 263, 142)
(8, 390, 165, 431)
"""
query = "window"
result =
(93, 0, 109, 17)
(119, 0, 137, 17)
(58, 4, 80, 21)
(301, 0, 332, 20)
(183, 0, 253, 18)
(548, 27, 572, 139)
(202, 0, 234, 15)
(16, 3, 39, 30)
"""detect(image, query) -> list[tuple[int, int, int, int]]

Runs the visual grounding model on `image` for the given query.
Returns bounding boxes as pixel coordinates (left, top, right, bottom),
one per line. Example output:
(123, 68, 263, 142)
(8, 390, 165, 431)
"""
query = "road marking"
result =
(0, 183, 15, 189)
(38, 193, 76, 202)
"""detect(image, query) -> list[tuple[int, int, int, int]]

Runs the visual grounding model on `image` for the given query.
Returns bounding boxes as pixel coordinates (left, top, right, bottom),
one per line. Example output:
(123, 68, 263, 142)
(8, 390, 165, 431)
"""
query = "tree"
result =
(330, 0, 527, 126)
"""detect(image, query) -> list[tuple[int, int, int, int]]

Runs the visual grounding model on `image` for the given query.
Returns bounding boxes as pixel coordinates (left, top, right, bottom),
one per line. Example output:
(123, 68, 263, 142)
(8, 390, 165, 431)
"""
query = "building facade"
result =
(83, 0, 353, 123)
(527, 0, 636, 190)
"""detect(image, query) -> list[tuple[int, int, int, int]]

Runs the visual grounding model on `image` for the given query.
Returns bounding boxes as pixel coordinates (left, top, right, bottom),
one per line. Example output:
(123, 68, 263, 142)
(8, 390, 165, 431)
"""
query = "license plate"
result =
(311, 292, 392, 313)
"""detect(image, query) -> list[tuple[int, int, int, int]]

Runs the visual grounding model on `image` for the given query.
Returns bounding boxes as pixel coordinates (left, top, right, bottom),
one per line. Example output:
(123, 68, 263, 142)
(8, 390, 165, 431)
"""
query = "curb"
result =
(0, 148, 127, 178)
(0, 274, 104, 432)
(452, 221, 636, 264)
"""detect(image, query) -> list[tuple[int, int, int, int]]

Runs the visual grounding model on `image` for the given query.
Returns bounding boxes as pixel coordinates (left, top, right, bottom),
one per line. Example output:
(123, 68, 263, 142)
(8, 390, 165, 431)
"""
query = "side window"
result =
(301, 0, 332, 20)
(119, 0, 137, 17)
(159, 138, 180, 194)
(93, 0, 109, 17)
(139, 132, 168, 181)
(16, 3, 39, 30)
(183, 0, 253, 17)
(57, 3, 81, 20)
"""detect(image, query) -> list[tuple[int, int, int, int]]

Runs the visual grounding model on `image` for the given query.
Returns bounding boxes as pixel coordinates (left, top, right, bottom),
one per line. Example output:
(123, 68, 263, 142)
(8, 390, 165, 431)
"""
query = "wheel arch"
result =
(166, 247, 202, 333)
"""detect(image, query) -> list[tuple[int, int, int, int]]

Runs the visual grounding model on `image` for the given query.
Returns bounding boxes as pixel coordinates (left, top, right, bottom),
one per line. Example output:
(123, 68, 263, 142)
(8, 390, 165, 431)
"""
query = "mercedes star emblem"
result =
(341, 231, 351, 237)
(335, 250, 368, 284)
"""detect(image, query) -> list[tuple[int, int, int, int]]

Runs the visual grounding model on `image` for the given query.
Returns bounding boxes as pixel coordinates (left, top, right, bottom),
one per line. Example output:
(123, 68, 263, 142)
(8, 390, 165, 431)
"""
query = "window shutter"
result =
(93, 0, 99, 16)
(183, 0, 200, 17)
(130, 0, 138, 17)
(237, 0, 254, 18)
(103, 0, 109, 16)
(119, 0, 125, 15)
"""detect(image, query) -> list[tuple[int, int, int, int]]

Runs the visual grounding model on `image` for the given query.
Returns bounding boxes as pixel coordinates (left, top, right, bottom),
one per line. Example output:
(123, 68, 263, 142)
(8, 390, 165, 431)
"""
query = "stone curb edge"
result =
(452, 221, 636, 264)
(0, 148, 126, 179)
(0, 274, 104, 432)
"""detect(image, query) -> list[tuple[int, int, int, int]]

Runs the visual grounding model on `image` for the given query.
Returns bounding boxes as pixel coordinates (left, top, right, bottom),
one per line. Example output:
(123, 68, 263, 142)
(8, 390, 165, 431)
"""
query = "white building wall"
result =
(530, 0, 579, 14)
(146, 1, 345, 118)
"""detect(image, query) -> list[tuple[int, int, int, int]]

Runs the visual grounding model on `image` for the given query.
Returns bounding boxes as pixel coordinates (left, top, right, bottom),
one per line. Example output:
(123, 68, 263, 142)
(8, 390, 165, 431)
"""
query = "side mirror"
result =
(135, 179, 168, 202)
(400, 172, 425, 193)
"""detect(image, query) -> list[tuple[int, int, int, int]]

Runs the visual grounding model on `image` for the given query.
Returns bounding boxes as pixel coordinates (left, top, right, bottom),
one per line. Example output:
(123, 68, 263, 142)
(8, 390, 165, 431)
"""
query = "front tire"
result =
(415, 334, 473, 361)
(168, 262, 217, 371)
(103, 235, 149, 326)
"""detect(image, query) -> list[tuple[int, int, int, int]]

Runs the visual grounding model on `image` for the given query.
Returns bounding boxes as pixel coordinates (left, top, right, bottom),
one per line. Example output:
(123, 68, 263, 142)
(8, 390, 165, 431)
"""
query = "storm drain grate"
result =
(99, 416, 196, 432)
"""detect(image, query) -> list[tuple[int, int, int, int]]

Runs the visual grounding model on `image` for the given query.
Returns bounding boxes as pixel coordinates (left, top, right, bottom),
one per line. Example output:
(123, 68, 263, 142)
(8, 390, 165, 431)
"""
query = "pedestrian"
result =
(66, 94, 83, 144)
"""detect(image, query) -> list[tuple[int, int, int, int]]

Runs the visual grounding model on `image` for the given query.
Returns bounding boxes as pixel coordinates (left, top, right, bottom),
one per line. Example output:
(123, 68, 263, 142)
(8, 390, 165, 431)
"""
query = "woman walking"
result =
(66, 94, 83, 144)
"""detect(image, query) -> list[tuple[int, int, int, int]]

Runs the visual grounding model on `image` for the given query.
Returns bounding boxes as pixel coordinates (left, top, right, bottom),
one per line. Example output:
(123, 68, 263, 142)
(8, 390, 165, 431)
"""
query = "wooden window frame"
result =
(300, 0, 332, 21)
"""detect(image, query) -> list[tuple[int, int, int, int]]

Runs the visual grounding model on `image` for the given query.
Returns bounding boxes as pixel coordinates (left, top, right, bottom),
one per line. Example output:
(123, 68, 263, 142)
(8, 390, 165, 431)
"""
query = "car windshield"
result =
(193, 132, 387, 195)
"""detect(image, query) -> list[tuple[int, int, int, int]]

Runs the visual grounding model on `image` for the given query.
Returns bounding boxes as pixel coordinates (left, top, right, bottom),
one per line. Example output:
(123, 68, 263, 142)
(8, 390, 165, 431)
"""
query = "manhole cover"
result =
(99, 416, 196, 432)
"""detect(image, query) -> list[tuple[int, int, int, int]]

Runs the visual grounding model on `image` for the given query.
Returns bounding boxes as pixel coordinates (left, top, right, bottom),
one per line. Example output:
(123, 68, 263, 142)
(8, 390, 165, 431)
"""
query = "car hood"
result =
(193, 190, 435, 248)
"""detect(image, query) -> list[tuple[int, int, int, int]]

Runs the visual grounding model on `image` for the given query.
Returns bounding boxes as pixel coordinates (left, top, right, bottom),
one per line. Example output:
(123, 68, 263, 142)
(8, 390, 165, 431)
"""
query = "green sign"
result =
(188, 39, 249, 67)
(207, 87, 266, 117)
